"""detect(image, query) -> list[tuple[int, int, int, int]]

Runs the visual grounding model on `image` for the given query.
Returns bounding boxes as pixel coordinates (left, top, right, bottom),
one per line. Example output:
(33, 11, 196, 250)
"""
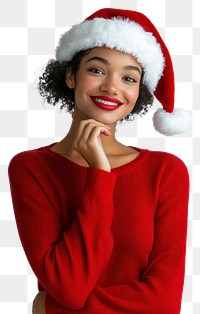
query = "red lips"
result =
(92, 96, 122, 105)
(91, 96, 122, 111)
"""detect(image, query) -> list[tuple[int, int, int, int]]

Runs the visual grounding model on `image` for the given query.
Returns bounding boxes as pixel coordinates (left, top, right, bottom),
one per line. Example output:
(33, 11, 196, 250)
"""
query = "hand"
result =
(32, 291, 46, 314)
(72, 119, 112, 172)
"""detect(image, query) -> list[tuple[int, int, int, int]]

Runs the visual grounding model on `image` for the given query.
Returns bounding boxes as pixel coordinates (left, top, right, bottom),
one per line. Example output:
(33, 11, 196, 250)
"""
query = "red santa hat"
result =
(56, 8, 191, 136)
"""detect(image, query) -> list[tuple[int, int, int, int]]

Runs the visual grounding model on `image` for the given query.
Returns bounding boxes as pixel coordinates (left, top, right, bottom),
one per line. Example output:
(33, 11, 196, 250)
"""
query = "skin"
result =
(51, 47, 142, 172)
(33, 47, 142, 310)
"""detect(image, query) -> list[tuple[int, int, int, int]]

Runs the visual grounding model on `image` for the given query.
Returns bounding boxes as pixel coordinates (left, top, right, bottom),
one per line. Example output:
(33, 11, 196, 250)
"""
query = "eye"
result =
(88, 68, 104, 75)
(123, 76, 137, 83)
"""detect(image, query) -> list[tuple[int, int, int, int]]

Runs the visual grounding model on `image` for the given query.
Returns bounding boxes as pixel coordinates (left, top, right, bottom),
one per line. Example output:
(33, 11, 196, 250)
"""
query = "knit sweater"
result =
(8, 143, 189, 314)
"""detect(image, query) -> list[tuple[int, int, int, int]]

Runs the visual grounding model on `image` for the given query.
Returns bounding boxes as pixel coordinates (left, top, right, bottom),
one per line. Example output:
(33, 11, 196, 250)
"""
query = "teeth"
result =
(94, 98, 120, 106)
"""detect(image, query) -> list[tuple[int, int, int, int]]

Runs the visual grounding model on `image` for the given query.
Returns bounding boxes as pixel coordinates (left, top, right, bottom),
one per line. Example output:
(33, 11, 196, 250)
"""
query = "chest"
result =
(59, 173, 155, 258)
(111, 180, 155, 257)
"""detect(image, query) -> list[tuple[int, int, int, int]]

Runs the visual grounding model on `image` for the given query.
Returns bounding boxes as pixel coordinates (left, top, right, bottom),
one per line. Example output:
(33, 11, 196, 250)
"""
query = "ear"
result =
(65, 70, 75, 89)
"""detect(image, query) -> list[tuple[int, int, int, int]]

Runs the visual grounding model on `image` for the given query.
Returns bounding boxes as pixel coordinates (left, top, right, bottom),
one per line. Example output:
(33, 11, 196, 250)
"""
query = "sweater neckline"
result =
(45, 142, 149, 174)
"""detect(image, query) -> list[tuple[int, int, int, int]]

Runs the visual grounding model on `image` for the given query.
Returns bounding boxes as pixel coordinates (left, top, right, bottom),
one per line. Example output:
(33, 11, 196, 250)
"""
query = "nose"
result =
(100, 76, 118, 95)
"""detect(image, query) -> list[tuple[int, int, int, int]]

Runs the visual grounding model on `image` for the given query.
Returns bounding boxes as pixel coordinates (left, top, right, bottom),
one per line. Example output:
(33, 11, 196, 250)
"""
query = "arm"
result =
(85, 157, 189, 313)
(8, 154, 116, 310)
(9, 119, 114, 310)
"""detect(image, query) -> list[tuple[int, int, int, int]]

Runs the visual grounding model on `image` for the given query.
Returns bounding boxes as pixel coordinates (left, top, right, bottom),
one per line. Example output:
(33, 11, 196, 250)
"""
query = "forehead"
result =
(81, 46, 142, 70)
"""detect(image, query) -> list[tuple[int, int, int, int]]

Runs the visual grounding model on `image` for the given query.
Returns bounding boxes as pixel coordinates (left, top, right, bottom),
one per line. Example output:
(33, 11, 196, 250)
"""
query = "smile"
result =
(91, 96, 122, 111)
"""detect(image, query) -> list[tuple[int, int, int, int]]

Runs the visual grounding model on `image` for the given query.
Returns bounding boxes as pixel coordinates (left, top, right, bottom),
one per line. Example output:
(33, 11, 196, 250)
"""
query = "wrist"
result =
(89, 163, 111, 172)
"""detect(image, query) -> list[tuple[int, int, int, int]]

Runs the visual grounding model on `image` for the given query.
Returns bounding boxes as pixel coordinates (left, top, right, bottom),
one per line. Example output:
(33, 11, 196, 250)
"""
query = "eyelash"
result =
(88, 68, 104, 75)
(123, 77, 137, 83)
(88, 68, 138, 83)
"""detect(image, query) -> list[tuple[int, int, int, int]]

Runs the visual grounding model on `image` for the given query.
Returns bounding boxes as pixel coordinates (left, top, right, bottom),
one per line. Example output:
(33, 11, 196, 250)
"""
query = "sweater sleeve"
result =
(8, 153, 116, 310)
(84, 156, 190, 314)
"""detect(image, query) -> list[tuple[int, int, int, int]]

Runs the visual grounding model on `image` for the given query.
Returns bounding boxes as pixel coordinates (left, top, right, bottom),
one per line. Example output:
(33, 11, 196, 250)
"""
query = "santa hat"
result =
(56, 8, 191, 136)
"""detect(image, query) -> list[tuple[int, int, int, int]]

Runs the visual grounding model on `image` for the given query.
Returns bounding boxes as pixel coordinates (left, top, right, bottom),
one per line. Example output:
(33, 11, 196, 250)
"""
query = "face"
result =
(66, 47, 142, 126)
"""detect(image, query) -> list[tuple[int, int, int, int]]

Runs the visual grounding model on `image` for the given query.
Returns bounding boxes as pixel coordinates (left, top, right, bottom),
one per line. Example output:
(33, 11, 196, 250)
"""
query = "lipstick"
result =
(91, 96, 122, 111)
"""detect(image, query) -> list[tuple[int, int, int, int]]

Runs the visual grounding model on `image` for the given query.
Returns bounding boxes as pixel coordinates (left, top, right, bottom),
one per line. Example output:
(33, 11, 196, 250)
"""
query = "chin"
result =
(77, 105, 125, 125)
(93, 114, 118, 125)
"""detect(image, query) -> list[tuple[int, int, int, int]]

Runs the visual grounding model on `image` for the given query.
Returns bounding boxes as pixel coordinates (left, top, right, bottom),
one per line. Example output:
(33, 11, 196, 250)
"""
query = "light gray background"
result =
(0, 0, 199, 313)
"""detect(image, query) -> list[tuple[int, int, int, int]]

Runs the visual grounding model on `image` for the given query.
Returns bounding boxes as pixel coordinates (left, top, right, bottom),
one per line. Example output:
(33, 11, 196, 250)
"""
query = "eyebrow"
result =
(86, 56, 141, 75)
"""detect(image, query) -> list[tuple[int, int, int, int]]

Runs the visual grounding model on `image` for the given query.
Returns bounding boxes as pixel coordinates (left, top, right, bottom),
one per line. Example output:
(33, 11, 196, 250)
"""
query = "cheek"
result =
(75, 77, 97, 96)
(126, 86, 140, 104)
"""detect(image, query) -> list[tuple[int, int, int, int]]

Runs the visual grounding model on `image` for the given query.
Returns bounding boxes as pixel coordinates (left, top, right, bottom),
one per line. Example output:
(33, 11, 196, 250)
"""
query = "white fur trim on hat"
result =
(56, 17, 165, 93)
(153, 108, 191, 136)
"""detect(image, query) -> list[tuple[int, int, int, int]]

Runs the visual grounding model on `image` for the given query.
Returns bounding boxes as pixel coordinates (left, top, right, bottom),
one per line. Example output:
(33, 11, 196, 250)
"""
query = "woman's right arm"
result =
(8, 151, 116, 310)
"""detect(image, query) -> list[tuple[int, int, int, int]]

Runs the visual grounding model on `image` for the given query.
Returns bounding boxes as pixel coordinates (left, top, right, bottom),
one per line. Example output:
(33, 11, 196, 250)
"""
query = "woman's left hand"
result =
(32, 291, 46, 314)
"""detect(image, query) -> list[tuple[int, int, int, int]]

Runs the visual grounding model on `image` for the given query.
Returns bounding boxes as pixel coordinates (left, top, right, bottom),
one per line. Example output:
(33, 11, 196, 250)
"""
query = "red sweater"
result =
(8, 143, 189, 314)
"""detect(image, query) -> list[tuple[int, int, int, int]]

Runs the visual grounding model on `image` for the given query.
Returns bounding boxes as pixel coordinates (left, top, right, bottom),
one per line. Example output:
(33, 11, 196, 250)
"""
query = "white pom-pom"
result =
(153, 108, 191, 136)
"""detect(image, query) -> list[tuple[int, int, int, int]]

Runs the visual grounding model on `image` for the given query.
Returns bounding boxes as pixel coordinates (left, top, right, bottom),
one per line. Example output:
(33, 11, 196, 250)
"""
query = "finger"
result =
(85, 124, 111, 140)
(98, 127, 112, 136)
(87, 126, 111, 145)
(73, 120, 111, 152)
(75, 122, 95, 146)
(72, 121, 89, 148)
(79, 119, 111, 131)
(76, 122, 110, 145)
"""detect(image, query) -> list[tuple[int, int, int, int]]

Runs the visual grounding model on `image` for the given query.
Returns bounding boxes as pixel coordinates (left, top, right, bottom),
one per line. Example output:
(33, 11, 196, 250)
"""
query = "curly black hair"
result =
(38, 49, 154, 122)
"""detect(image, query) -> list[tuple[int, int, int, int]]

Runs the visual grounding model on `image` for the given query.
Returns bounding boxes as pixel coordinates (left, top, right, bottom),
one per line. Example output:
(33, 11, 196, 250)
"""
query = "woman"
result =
(8, 8, 190, 314)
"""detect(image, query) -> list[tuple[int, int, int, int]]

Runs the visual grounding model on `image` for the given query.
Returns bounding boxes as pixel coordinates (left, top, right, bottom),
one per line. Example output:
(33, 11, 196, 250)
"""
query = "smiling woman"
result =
(8, 7, 190, 314)
(38, 48, 153, 121)
(64, 47, 142, 126)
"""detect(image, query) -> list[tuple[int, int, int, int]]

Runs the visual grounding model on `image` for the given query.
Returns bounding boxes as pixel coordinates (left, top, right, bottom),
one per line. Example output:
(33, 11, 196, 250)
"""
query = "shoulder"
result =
(145, 148, 188, 169)
(135, 147, 189, 181)
(146, 149, 189, 186)
(8, 144, 52, 174)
